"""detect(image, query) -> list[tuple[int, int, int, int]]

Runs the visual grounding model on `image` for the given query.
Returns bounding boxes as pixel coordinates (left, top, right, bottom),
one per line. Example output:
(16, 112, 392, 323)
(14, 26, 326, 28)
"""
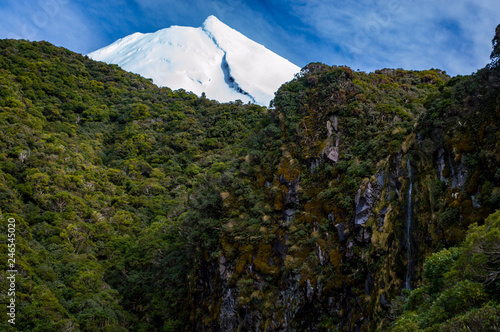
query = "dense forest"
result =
(0, 25, 499, 332)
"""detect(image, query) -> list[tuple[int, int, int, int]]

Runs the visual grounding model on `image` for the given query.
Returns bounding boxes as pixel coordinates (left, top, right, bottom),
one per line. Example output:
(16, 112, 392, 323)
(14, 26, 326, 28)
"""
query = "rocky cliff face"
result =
(191, 63, 500, 331)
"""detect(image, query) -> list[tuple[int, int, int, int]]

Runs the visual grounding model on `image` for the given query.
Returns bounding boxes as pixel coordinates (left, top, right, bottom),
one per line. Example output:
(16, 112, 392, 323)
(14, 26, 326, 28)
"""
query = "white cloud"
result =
(0, 0, 98, 54)
(287, 0, 500, 75)
(1, 0, 498, 75)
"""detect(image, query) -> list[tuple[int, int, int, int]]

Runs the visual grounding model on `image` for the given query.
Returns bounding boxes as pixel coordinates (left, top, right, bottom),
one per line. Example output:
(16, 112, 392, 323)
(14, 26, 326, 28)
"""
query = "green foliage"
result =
(422, 280, 487, 327)
(391, 312, 419, 332)
(448, 210, 500, 299)
(436, 207, 460, 228)
(0, 39, 267, 331)
(423, 247, 461, 294)
(432, 302, 500, 332)
(391, 211, 500, 331)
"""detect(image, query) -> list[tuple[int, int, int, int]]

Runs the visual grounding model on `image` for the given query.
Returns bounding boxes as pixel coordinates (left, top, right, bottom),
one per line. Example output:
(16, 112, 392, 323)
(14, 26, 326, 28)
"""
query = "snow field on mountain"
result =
(88, 16, 300, 106)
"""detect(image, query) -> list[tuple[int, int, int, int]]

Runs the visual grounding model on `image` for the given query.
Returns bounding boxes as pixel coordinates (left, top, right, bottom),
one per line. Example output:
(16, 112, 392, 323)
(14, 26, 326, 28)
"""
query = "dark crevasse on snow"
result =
(220, 53, 256, 103)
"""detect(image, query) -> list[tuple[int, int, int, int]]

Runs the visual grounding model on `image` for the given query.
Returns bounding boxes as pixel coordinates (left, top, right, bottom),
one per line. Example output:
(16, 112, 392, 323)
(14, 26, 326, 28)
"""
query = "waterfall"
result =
(405, 155, 413, 290)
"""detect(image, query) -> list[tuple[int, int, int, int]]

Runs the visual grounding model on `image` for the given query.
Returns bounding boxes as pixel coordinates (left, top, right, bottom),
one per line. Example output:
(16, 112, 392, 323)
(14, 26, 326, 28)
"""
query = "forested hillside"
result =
(0, 39, 267, 331)
(0, 32, 499, 331)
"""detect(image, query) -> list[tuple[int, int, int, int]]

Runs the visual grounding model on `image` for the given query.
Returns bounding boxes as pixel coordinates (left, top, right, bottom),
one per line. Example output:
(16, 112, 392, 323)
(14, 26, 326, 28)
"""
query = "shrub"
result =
(423, 246, 461, 295)
(436, 207, 460, 228)
(421, 280, 487, 327)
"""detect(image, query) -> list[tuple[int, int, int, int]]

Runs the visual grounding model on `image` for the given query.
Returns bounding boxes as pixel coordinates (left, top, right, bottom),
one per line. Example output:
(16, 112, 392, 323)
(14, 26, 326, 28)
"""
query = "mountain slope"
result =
(1, 27, 499, 331)
(0, 39, 268, 331)
(88, 16, 300, 106)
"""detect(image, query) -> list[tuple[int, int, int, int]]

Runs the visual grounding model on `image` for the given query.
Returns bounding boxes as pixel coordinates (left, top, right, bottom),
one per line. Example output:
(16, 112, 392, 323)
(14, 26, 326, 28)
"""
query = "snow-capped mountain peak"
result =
(87, 16, 299, 106)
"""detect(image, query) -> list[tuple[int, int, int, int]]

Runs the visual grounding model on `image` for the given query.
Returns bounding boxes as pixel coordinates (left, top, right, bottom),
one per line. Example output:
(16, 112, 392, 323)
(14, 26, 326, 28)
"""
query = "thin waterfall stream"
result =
(405, 156, 413, 290)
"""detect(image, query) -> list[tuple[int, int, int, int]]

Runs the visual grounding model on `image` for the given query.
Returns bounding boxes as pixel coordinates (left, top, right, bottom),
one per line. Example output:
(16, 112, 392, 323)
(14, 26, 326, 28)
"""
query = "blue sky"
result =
(1, 0, 499, 76)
